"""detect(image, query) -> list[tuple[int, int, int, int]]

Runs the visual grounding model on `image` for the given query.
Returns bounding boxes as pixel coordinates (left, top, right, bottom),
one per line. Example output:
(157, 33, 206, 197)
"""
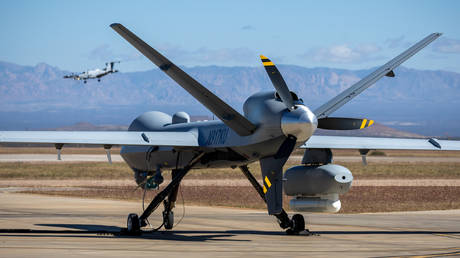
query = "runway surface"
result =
(0, 193, 459, 257)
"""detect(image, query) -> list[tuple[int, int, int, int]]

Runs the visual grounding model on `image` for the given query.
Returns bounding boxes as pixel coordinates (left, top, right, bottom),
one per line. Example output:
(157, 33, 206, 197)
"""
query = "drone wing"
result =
(314, 33, 442, 119)
(302, 135, 460, 151)
(0, 131, 199, 147)
(111, 23, 257, 136)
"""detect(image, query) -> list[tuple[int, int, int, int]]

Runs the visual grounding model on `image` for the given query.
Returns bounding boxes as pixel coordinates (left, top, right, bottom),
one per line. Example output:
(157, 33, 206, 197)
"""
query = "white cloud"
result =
(88, 44, 113, 61)
(383, 121, 421, 126)
(357, 43, 381, 54)
(432, 37, 460, 54)
(156, 44, 258, 66)
(241, 25, 255, 30)
(87, 44, 142, 62)
(385, 36, 407, 49)
(87, 42, 260, 67)
(300, 43, 382, 63)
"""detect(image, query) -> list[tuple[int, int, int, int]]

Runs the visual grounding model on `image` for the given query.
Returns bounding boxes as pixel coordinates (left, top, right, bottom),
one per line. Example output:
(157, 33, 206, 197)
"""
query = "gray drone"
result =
(1, 24, 458, 235)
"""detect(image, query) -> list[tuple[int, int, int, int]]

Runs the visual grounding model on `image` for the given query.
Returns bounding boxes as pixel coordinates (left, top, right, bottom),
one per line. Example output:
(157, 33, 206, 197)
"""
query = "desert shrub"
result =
(369, 150, 386, 156)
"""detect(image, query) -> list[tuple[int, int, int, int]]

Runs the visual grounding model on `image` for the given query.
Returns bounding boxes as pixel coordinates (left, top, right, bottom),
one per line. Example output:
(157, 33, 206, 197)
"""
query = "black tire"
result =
(292, 214, 305, 232)
(127, 213, 140, 234)
(286, 228, 297, 235)
(163, 211, 174, 230)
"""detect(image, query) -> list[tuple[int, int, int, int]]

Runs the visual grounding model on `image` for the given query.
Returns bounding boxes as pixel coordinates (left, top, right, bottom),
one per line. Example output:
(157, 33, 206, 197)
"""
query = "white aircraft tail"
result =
(105, 61, 120, 72)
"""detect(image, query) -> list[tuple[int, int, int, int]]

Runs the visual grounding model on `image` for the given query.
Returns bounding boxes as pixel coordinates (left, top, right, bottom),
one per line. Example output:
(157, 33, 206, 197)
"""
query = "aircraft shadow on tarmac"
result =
(0, 224, 246, 242)
(0, 224, 458, 241)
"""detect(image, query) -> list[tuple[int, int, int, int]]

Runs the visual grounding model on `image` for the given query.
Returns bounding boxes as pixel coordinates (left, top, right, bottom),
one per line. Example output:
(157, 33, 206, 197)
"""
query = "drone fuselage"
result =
(121, 91, 317, 172)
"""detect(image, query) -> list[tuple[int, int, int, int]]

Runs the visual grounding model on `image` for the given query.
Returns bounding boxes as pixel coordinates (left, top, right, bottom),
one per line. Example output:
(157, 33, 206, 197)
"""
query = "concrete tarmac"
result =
(0, 193, 459, 257)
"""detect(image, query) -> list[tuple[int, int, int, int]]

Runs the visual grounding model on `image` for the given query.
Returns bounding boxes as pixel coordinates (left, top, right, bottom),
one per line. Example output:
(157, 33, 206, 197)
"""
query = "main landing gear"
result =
(125, 153, 204, 235)
(162, 168, 180, 230)
(127, 213, 140, 233)
(125, 154, 307, 235)
(239, 165, 309, 235)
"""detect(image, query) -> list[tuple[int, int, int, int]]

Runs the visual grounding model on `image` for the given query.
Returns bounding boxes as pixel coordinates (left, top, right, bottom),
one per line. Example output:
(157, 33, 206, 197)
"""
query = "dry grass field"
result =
(0, 146, 122, 155)
(1, 160, 459, 180)
(1, 147, 460, 213)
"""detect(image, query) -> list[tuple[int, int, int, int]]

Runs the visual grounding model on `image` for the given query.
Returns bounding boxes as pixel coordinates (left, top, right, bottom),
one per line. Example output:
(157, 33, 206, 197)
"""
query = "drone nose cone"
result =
(281, 105, 317, 142)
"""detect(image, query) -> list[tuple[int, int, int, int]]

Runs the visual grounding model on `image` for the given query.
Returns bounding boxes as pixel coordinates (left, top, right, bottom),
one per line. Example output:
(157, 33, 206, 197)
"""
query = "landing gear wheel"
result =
(127, 213, 140, 234)
(292, 214, 305, 232)
(163, 211, 174, 230)
(286, 214, 305, 235)
(286, 228, 296, 235)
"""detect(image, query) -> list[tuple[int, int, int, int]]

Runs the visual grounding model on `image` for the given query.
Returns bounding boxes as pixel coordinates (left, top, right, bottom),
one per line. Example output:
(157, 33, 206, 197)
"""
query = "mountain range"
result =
(1, 61, 459, 136)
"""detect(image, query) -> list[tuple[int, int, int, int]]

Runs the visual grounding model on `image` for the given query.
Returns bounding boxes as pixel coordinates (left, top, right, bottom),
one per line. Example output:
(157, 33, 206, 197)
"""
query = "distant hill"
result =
(1, 61, 459, 136)
(52, 122, 128, 131)
(50, 116, 213, 131)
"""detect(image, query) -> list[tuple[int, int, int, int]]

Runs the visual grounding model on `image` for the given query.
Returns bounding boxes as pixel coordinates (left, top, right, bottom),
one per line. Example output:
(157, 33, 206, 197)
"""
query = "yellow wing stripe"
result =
(368, 120, 374, 127)
(263, 185, 267, 194)
(260, 55, 268, 59)
(264, 176, 272, 188)
(360, 119, 368, 129)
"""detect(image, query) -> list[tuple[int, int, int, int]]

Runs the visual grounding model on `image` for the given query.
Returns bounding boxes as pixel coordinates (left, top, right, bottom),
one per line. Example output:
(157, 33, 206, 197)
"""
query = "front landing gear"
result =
(239, 165, 309, 235)
(286, 214, 305, 235)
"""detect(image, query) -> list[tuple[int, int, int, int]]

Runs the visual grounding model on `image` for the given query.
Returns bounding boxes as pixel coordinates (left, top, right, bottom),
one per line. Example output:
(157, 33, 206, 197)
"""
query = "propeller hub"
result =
(281, 105, 317, 142)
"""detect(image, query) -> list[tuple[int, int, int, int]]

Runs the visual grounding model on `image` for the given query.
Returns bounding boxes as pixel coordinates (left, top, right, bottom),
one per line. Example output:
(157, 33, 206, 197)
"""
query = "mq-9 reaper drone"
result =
(2, 24, 459, 235)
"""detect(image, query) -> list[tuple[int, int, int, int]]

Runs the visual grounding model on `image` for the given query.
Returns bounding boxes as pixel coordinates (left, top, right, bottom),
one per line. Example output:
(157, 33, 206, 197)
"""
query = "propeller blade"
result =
(260, 55, 295, 111)
(274, 135, 297, 159)
(317, 117, 374, 130)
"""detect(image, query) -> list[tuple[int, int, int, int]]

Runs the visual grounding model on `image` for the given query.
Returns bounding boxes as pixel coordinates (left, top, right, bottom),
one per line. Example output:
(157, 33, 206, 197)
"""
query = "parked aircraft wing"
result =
(110, 23, 257, 136)
(301, 135, 460, 151)
(0, 131, 199, 147)
(314, 33, 442, 119)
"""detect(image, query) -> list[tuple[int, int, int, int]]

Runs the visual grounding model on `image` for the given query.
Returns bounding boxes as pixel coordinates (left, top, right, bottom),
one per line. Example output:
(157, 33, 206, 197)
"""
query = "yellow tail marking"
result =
(260, 55, 274, 66)
(264, 176, 272, 188)
(368, 120, 374, 127)
(263, 61, 274, 66)
(360, 119, 368, 129)
(263, 185, 267, 194)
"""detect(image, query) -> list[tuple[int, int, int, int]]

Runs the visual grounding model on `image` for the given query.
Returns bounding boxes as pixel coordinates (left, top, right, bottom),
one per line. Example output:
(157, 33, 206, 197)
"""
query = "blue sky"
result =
(1, 0, 459, 73)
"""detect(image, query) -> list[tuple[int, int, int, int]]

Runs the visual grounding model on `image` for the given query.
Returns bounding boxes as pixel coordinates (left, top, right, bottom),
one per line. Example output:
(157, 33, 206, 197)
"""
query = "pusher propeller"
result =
(317, 117, 374, 130)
